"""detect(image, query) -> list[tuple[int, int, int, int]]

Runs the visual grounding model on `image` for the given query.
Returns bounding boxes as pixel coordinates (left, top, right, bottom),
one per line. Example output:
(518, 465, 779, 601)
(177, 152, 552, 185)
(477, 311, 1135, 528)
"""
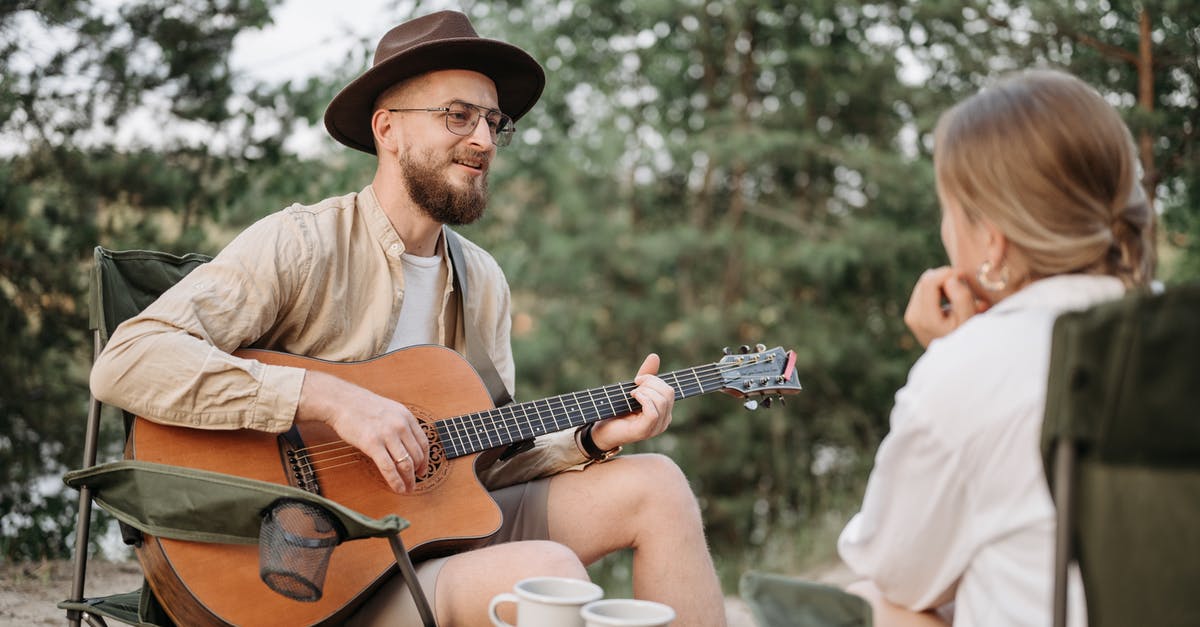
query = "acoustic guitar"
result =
(128, 344, 802, 626)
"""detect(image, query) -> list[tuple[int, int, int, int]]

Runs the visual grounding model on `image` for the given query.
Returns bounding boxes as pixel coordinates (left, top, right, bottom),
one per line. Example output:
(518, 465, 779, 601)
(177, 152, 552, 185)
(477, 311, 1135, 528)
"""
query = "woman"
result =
(837, 69, 1156, 627)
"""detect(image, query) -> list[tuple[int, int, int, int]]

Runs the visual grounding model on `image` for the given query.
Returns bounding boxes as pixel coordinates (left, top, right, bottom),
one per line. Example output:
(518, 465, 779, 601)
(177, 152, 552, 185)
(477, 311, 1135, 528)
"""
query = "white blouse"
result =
(838, 274, 1125, 627)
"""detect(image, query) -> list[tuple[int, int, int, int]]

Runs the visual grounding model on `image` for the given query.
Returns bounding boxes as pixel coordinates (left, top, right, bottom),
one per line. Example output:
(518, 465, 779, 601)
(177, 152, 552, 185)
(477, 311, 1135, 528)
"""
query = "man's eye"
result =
(448, 111, 472, 122)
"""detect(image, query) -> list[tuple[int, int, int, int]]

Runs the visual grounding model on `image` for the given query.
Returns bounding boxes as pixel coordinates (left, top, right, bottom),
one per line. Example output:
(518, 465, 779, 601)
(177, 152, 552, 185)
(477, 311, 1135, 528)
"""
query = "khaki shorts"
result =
(345, 478, 551, 626)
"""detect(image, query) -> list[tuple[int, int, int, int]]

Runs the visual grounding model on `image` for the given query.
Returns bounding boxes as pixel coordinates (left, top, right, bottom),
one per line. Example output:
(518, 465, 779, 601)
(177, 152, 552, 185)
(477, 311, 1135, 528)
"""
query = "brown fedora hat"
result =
(324, 10, 545, 154)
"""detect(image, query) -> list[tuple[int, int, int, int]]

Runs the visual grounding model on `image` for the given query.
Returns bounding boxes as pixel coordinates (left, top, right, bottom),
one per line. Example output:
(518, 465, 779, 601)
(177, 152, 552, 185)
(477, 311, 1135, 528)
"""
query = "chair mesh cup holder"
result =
(258, 498, 345, 602)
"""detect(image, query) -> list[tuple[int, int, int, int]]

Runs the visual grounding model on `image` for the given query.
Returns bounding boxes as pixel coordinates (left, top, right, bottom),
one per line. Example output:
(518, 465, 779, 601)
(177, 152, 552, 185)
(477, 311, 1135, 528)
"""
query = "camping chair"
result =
(60, 247, 436, 627)
(1042, 283, 1200, 627)
(739, 571, 873, 627)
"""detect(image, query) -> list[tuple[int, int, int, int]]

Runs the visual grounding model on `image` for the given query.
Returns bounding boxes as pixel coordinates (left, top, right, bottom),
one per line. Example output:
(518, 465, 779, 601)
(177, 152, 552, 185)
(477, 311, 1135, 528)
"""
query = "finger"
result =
(635, 353, 661, 378)
(941, 273, 976, 322)
(374, 447, 411, 494)
(398, 415, 430, 474)
(631, 388, 660, 421)
(635, 389, 673, 433)
(906, 269, 943, 321)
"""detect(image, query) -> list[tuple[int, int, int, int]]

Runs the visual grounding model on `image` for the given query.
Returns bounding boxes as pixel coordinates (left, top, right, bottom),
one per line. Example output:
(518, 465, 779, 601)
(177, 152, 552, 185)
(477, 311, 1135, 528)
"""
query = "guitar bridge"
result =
(279, 427, 321, 495)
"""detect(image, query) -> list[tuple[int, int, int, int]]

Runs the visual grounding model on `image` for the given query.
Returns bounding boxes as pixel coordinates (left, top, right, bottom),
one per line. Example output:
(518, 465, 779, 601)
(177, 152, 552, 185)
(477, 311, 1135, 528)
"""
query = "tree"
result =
(0, 0, 287, 560)
(456, 0, 946, 581)
(900, 0, 1200, 279)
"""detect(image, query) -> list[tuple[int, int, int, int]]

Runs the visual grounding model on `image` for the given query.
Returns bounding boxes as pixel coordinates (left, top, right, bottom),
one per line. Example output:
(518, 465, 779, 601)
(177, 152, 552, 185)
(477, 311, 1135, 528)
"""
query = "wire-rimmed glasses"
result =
(387, 100, 515, 147)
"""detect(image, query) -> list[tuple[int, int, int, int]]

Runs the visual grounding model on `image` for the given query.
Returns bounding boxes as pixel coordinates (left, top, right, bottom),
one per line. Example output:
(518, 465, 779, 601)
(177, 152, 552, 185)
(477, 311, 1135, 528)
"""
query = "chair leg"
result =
(68, 334, 106, 627)
(1052, 438, 1076, 627)
(388, 534, 437, 627)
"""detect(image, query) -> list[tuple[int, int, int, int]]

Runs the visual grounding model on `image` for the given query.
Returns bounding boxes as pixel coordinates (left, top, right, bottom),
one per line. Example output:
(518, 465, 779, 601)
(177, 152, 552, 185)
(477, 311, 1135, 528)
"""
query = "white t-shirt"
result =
(838, 274, 1125, 627)
(387, 251, 448, 351)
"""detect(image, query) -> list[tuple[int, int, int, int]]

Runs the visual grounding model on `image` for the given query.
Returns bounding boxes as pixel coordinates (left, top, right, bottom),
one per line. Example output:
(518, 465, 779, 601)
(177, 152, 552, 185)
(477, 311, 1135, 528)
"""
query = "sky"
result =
(232, 0, 420, 86)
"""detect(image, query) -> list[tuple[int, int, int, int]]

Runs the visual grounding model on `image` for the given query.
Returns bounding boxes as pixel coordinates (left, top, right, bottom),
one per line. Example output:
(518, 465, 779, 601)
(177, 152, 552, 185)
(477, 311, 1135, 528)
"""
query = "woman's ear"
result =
(982, 217, 1009, 267)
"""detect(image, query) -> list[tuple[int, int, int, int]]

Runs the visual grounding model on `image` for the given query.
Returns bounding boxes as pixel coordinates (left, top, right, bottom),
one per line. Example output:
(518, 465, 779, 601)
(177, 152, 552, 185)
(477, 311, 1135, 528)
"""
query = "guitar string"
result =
(286, 357, 786, 472)
(287, 358, 783, 473)
(293, 373, 748, 474)
(291, 364, 739, 462)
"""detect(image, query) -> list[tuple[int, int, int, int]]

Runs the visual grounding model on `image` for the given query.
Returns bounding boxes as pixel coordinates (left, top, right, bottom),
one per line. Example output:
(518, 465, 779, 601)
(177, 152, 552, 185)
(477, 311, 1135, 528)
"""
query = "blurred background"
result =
(2, 0, 1197, 594)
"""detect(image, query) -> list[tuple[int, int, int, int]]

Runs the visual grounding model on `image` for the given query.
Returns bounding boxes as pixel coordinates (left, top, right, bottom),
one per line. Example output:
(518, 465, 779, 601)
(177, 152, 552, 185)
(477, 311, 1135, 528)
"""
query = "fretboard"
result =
(434, 363, 728, 459)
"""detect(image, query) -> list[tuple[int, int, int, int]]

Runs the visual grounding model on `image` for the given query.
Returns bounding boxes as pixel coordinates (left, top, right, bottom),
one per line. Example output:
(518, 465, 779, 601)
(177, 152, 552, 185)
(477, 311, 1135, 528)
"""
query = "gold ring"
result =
(394, 453, 411, 465)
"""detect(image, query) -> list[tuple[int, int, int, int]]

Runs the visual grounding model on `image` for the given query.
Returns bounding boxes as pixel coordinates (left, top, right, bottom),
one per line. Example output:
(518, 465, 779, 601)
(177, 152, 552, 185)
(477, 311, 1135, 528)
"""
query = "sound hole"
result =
(410, 407, 447, 493)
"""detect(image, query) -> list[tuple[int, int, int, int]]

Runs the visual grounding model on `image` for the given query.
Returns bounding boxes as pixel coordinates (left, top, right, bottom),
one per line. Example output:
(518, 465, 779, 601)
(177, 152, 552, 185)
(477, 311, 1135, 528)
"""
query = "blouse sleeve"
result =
(836, 370, 978, 611)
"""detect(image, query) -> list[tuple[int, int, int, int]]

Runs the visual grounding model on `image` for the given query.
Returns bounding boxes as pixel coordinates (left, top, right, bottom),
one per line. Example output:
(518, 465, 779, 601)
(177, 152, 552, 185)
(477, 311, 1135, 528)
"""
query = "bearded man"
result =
(91, 10, 726, 627)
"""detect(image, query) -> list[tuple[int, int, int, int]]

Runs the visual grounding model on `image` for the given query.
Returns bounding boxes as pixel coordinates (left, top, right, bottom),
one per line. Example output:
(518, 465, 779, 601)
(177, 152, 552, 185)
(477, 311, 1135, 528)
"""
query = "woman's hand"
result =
(904, 267, 989, 348)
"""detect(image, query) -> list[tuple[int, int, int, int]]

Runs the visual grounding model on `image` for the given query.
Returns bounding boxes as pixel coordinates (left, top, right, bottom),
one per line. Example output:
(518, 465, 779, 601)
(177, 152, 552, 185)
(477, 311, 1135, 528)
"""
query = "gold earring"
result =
(977, 260, 1009, 292)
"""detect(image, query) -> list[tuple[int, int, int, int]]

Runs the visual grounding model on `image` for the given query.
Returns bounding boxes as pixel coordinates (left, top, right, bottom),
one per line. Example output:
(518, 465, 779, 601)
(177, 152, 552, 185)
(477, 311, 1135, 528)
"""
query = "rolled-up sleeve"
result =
(837, 382, 974, 611)
(90, 214, 310, 432)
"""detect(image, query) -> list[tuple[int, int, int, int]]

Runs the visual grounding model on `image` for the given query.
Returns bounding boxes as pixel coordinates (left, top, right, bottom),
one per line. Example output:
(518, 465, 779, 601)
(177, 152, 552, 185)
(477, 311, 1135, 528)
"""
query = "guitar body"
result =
(128, 346, 505, 626)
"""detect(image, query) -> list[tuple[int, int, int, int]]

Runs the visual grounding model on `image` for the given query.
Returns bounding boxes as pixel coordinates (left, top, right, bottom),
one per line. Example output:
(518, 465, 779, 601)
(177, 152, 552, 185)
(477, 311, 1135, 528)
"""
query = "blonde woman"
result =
(837, 69, 1156, 627)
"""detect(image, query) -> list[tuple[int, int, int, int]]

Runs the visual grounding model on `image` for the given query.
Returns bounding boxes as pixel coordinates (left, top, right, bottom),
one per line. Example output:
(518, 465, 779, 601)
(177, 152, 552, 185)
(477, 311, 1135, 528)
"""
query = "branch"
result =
(1062, 27, 1138, 66)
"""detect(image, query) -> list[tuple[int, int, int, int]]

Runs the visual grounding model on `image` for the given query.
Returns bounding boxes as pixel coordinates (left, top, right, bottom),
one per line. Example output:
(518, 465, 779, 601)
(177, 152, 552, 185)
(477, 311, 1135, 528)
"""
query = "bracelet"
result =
(576, 423, 622, 462)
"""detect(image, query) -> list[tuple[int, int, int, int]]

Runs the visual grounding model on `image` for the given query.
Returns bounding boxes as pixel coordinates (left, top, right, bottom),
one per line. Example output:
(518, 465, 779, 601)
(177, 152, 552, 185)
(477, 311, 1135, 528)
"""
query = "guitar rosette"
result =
(258, 498, 344, 602)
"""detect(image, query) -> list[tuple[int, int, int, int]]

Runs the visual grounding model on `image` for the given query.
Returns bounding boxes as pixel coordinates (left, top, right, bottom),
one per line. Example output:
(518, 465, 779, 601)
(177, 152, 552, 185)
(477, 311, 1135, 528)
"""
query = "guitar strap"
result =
(442, 226, 514, 408)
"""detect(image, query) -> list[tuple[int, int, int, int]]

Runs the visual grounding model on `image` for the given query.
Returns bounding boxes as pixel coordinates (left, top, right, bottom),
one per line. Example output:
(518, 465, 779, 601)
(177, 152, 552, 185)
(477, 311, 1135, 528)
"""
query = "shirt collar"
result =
(988, 274, 1127, 317)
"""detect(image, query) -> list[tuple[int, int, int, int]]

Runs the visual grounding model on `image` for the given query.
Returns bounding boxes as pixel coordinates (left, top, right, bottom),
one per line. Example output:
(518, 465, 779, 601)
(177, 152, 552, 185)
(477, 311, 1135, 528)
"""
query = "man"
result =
(91, 10, 726, 626)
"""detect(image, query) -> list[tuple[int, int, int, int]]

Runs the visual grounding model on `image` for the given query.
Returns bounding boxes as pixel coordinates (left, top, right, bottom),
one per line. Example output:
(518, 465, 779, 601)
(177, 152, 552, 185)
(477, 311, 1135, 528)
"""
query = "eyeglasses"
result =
(387, 100, 516, 147)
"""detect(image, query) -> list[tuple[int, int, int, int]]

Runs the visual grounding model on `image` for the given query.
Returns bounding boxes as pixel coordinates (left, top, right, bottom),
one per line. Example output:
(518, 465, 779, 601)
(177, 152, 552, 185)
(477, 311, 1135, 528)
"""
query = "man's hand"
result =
(589, 354, 676, 452)
(295, 370, 429, 494)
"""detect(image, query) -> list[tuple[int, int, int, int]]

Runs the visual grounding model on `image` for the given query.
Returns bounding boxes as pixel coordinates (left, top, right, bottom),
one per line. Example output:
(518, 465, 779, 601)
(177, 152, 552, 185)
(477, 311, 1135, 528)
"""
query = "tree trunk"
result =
(1137, 8, 1157, 207)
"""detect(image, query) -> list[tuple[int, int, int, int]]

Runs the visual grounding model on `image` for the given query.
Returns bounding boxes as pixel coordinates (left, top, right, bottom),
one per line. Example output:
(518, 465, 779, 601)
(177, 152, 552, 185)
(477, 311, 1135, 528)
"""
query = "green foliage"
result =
(1, 0, 1196, 590)
(902, 0, 1200, 281)
(455, 0, 944, 581)
(0, 0, 285, 560)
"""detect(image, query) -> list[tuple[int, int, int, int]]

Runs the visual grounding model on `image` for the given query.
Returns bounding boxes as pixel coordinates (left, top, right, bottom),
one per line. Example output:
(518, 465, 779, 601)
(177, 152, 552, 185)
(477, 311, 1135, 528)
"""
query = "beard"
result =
(398, 146, 489, 226)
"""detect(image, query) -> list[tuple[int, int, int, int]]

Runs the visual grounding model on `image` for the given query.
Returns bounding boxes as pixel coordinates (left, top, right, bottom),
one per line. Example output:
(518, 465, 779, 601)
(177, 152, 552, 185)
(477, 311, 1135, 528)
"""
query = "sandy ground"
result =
(3, 558, 853, 626)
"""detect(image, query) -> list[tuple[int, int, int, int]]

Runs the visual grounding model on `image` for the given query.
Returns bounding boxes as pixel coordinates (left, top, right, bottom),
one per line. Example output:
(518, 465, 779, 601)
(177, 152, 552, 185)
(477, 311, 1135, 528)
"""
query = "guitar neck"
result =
(435, 363, 725, 459)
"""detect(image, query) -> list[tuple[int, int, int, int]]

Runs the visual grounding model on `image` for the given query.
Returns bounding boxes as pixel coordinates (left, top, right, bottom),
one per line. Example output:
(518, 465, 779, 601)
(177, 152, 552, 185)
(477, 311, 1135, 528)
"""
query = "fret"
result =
(428, 357, 793, 460)
(689, 367, 705, 397)
(581, 387, 604, 425)
(547, 393, 575, 432)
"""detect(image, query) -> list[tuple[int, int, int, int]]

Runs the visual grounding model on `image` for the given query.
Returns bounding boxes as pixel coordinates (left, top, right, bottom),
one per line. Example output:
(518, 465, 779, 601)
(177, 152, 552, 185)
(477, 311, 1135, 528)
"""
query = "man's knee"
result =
(506, 540, 589, 580)
(619, 454, 701, 516)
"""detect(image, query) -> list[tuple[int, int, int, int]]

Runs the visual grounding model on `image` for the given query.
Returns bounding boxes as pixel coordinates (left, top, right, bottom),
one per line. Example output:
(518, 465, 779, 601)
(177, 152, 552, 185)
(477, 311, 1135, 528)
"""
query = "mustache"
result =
(452, 149, 492, 169)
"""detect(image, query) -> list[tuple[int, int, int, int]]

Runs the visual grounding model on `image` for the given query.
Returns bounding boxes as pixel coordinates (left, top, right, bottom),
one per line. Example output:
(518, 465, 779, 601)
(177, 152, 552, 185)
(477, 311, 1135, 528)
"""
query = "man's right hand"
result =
(294, 370, 429, 494)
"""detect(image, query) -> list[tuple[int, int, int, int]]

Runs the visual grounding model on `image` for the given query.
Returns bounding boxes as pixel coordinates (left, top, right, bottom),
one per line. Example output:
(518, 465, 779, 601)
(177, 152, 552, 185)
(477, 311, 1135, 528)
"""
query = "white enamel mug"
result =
(488, 576, 604, 627)
(580, 599, 676, 627)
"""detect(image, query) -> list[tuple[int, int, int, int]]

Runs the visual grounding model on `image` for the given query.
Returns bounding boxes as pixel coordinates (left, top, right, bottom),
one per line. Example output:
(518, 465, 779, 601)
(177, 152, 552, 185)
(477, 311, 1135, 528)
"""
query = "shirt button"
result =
(389, 244, 400, 252)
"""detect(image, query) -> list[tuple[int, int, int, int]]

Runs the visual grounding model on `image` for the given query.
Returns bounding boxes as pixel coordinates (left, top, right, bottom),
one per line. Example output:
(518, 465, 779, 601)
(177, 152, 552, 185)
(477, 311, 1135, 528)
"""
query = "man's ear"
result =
(371, 109, 399, 154)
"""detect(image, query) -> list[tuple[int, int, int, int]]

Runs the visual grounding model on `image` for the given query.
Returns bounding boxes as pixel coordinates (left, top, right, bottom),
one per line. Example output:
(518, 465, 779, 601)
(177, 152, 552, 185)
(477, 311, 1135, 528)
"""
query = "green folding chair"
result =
(1042, 283, 1200, 627)
(739, 571, 873, 627)
(60, 247, 436, 627)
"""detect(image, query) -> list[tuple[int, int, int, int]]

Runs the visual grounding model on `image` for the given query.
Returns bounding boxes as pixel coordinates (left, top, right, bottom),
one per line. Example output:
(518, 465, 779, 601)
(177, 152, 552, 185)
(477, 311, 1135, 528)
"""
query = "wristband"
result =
(576, 423, 622, 462)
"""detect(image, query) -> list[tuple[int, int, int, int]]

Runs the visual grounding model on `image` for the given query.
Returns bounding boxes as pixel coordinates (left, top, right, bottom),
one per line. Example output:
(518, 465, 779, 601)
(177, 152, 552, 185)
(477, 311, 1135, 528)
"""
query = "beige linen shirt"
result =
(90, 185, 587, 488)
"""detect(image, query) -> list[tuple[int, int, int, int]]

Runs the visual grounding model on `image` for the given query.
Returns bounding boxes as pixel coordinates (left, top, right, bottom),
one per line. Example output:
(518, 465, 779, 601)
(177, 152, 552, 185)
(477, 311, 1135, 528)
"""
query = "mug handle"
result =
(488, 592, 520, 627)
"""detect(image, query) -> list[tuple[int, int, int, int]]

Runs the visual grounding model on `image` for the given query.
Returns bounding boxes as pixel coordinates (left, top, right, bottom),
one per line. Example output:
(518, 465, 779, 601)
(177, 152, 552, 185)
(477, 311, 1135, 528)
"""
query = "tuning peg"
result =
(740, 344, 751, 354)
(756, 343, 767, 352)
(762, 397, 774, 409)
(723, 346, 732, 355)
(743, 399, 759, 411)
(777, 396, 786, 406)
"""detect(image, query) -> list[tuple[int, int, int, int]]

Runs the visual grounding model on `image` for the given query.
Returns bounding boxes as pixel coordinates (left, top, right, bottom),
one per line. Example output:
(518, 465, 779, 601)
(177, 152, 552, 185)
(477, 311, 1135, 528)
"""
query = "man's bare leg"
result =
(547, 453, 727, 627)
(434, 540, 590, 626)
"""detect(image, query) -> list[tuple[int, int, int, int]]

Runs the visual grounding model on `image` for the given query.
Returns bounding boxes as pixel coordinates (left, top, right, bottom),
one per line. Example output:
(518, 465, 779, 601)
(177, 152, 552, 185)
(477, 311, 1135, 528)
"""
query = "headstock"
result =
(716, 344, 802, 410)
